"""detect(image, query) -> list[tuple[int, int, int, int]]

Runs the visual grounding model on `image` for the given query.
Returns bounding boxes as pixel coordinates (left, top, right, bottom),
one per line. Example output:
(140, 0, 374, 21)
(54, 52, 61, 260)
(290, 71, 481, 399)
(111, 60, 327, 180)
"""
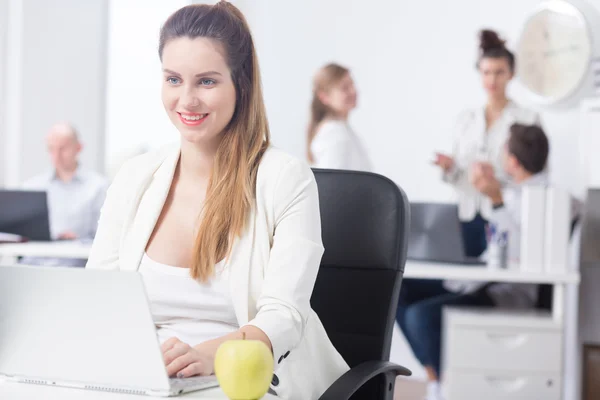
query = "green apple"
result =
(214, 336, 274, 400)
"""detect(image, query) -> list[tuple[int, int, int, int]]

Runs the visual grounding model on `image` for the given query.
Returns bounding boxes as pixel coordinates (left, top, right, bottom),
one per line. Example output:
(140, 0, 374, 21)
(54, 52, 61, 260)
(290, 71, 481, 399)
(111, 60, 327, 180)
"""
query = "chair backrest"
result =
(311, 169, 410, 399)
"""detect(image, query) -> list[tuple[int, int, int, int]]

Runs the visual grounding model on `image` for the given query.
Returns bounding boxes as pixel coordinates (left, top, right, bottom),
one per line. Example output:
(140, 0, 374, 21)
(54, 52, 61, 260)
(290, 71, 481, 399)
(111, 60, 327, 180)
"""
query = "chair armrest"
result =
(319, 360, 412, 400)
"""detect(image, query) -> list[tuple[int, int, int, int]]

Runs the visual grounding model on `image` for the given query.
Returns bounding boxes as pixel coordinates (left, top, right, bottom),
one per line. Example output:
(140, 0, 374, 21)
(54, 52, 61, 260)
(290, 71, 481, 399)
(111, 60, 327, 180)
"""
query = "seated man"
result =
(21, 122, 108, 266)
(469, 122, 551, 308)
(23, 122, 108, 241)
(396, 123, 550, 400)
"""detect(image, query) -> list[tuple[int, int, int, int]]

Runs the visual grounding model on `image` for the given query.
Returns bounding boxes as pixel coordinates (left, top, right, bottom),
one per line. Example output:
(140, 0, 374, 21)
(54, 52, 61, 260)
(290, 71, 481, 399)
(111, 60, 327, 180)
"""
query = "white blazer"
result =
(86, 144, 349, 399)
(311, 120, 372, 171)
(443, 101, 540, 221)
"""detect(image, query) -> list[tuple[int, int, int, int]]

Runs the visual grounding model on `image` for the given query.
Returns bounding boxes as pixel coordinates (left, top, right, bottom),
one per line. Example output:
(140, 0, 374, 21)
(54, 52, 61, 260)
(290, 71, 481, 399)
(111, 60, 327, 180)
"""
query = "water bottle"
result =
(487, 224, 509, 269)
(497, 231, 509, 269)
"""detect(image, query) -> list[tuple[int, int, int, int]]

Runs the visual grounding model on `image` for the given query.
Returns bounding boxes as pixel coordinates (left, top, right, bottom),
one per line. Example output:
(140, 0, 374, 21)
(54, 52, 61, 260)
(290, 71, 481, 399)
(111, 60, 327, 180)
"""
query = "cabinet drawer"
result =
(444, 327, 561, 372)
(446, 371, 561, 400)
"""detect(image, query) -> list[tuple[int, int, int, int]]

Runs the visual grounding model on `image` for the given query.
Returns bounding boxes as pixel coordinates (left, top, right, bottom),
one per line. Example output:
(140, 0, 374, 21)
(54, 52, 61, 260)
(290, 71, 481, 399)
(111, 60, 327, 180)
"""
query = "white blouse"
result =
(139, 253, 238, 346)
(311, 120, 372, 171)
(443, 101, 540, 221)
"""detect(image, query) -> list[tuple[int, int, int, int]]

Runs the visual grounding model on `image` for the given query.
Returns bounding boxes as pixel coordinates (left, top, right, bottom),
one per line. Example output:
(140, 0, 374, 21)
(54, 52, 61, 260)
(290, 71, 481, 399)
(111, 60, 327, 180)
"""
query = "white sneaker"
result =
(424, 381, 445, 400)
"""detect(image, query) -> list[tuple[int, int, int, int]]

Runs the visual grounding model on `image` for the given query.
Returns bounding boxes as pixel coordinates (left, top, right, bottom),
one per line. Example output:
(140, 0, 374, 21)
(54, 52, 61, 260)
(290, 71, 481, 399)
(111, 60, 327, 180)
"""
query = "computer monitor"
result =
(408, 202, 483, 265)
(0, 190, 52, 241)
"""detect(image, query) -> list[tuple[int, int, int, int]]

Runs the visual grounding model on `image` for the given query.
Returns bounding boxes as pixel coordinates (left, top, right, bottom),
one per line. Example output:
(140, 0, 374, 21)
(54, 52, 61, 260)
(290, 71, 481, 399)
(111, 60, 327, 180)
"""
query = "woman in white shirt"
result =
(397, 30, 540, 400)
(86, 3, 348, 399)
(307, 63, 372, 171)
(434, 29, 539, 257)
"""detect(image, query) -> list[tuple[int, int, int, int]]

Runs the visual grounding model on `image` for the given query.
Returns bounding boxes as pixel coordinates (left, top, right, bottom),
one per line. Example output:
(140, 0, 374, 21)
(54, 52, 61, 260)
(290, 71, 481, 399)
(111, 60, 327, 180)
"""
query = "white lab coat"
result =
(443, 101, 540, 221)
(311, 120, 372, 171)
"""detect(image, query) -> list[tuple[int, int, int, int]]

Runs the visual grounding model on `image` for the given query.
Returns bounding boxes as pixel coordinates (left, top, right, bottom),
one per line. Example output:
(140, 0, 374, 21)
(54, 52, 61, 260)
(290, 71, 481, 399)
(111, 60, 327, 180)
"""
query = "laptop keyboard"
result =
(169, 376, 218, 389)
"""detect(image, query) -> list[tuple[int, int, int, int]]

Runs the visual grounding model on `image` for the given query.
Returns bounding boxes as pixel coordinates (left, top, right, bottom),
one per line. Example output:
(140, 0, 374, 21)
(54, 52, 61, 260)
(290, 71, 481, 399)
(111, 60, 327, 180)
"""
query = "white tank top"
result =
(139, 253, 239, 346)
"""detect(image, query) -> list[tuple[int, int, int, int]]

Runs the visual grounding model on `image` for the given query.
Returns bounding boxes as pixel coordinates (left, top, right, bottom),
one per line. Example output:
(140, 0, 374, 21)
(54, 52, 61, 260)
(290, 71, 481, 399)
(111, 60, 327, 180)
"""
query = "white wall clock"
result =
(516, 0, 600, 107)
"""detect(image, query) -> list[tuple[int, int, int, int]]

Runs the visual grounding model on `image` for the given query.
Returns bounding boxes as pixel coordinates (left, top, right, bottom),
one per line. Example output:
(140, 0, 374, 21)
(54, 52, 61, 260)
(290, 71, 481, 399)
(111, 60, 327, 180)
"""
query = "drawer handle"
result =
(484, 376, 526, 392)
(485, 333, 527, 348)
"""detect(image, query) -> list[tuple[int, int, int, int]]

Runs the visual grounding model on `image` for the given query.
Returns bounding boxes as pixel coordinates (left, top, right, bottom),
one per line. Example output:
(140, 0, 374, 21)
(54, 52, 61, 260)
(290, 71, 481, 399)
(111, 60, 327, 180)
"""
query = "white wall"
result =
(104, 0, 193, 175)
(107, 0, 589, 201)
(0, 0, 8, 187)
(1, 0, 108, 186)
(1, 0, 24, 188)
(244, 0, 592, 201)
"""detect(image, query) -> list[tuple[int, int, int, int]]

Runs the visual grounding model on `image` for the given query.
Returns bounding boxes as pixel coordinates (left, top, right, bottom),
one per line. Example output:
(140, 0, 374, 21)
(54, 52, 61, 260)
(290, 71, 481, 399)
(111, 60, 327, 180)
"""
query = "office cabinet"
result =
(443, 308, 562, 400)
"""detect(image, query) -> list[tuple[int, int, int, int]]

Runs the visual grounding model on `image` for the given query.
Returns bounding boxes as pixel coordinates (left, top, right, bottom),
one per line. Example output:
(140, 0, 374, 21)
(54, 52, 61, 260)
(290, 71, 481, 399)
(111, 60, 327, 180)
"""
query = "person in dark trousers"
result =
(400, 122, 550, 400)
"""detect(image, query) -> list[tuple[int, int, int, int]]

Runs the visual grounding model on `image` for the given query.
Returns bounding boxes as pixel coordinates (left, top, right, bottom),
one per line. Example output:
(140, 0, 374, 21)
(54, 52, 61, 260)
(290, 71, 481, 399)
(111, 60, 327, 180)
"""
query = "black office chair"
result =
(311, 169, 412, 400)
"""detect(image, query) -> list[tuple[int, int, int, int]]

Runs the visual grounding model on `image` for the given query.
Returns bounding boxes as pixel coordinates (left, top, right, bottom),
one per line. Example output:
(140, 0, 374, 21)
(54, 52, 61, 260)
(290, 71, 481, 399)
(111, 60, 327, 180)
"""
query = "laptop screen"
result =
(407, 202, 471, 263)
(0, 190, 52, 241)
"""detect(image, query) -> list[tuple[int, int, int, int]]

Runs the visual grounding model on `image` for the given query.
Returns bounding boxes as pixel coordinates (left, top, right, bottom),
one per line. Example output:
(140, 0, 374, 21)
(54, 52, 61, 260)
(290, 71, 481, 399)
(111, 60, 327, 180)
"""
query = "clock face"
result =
(517, 1, 592, 103)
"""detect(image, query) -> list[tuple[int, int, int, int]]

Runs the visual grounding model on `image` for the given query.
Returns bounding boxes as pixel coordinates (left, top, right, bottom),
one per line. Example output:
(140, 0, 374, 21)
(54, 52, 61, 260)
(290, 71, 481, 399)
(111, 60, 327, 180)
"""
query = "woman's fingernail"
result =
(177, 373, 184, 379)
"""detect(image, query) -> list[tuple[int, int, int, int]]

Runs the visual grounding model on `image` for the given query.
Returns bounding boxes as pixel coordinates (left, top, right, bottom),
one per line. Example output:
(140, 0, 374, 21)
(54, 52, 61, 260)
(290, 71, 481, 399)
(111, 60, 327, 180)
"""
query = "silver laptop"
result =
(0, 265, 219, 396)
(407, 202, 485, 265)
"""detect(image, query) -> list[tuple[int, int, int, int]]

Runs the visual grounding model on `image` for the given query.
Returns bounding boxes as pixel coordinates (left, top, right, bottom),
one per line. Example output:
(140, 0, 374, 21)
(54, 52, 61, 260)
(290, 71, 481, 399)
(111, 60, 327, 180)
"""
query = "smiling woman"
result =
(86, 2, 349, 399)
(161, 38, 235, 145)
(163, 69, 220, 126)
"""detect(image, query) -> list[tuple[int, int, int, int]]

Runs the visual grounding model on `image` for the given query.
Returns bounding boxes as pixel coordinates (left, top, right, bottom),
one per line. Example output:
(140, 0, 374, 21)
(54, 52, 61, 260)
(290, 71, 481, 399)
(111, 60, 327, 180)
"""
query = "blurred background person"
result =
(398, 123, 551, 400)
(23, 122, 108, 242)
(471, 123, 550, 267)
(433, 29, 540, 258)
(306, 63, 372, 171)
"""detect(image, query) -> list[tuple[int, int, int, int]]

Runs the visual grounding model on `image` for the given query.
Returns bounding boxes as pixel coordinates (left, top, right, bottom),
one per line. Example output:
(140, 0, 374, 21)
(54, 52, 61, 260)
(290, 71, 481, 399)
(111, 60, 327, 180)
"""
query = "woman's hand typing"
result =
(162, 337, 214, 378)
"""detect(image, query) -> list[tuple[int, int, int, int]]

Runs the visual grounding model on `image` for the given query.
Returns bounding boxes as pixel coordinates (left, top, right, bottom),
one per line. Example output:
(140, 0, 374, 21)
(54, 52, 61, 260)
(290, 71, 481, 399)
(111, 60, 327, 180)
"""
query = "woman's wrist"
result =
(192, 327, 272, 360)
(193, 339, 219, 361)
(490, 192, 503, 206)
(193, 330, 246, 354)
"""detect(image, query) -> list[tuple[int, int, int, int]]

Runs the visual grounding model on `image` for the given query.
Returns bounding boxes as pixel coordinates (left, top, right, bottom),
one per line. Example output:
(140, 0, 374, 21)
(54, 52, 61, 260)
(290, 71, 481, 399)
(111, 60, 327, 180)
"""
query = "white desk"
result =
(404, 261, 579, 284)
(403, 260, 580, 400)
(0, 380, 278, 399)
(0, 254, 579, 399)
(403, 260, 579, 321)
(0, 241, 92, 265)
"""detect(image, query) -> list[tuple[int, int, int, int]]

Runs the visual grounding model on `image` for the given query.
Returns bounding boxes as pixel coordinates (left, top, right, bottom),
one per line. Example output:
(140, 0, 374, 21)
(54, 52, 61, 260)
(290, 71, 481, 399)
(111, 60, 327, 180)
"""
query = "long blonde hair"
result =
(306, 63, 350, 163)
(159, 2, 270, 281)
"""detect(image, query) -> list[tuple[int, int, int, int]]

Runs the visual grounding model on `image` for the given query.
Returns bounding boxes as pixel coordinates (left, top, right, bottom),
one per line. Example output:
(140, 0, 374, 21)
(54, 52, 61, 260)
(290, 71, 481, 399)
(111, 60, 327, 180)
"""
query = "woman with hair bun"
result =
(434, 29, 540, 258)
(396, 29, 541, 400)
